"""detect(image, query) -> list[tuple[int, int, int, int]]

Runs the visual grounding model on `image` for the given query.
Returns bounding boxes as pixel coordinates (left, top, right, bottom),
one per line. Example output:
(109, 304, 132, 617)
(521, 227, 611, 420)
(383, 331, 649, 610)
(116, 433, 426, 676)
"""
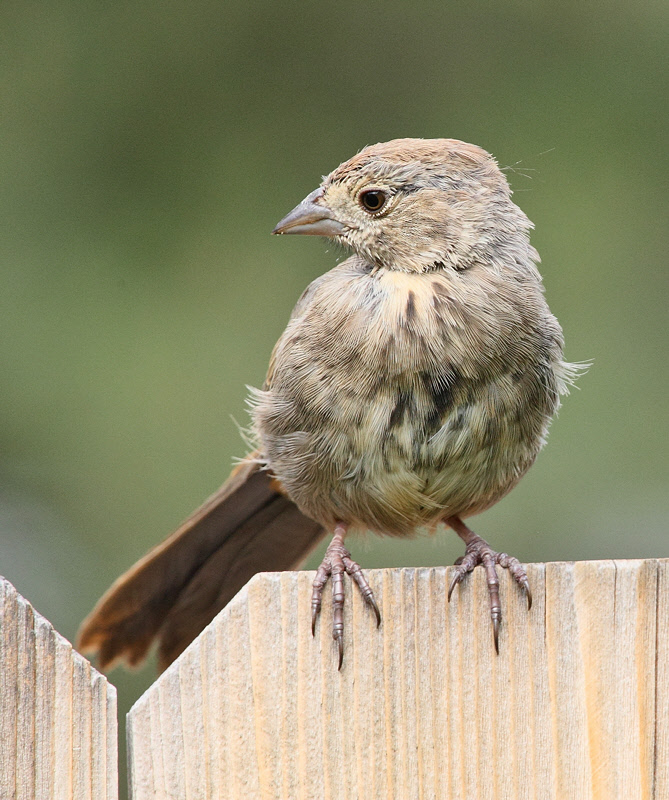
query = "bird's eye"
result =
(359, 190, 388, 213)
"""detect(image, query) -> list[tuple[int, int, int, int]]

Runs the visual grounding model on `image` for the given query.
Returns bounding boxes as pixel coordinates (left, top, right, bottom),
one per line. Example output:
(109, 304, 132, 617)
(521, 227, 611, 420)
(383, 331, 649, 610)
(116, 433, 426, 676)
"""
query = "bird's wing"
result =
(77, 454, 326, 671)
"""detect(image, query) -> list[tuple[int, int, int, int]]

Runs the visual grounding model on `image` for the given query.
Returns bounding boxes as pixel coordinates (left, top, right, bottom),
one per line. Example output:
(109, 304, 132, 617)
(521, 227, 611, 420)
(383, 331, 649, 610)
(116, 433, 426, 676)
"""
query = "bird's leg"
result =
(311, 522, 381, 669)
(445, 515, 531, 653)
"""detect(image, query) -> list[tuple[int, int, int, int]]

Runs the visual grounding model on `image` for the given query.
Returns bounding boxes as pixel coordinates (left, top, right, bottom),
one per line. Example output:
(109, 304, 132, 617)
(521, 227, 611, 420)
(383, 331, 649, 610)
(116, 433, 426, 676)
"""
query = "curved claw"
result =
(492, 615, 500, 654)
(522, 579, 533, 610)
(336, 634, 344, 671)
(368, 594, 381, 627)
(447, 571, 461, 602)
(311, 605, 319, 637)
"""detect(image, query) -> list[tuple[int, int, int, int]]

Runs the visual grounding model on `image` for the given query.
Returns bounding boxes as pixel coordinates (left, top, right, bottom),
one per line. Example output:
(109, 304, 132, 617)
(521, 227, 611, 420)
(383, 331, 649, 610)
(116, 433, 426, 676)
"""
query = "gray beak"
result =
(272, 188, 348, 237)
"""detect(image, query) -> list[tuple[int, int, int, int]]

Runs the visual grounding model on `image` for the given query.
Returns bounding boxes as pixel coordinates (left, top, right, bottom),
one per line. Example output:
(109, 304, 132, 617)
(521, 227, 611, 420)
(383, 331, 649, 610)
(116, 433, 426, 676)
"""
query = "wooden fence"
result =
(2, 560, 669, 799)
(0, 578, 117, 800)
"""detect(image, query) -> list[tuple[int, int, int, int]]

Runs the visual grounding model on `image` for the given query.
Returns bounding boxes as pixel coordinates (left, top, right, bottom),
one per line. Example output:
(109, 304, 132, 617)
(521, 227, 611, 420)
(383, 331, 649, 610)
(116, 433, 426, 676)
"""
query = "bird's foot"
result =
(311, 524, 381, 669)
(446, 516, 531, 654)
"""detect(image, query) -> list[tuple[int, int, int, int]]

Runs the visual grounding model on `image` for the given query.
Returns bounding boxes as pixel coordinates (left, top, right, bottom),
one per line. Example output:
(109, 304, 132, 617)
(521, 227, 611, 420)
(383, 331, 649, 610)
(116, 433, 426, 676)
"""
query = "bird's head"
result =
(272, 138, 532, 273)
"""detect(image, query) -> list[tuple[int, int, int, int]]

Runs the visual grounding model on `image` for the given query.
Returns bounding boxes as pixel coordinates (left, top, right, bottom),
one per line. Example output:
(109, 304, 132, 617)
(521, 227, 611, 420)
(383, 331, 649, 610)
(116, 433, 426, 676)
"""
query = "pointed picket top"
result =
(0, 577, 118, 800)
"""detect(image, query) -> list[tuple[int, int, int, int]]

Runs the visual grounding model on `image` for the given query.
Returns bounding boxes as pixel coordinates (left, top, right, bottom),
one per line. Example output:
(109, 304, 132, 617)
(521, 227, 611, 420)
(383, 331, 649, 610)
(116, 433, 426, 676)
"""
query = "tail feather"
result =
(77, 456, 326, 671)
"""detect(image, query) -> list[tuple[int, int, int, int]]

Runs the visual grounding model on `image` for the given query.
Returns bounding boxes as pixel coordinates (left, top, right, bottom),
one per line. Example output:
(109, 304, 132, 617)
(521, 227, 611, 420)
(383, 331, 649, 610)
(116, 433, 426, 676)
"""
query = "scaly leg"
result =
(445, 515, 532, 653)
(311, 523, 381, 669)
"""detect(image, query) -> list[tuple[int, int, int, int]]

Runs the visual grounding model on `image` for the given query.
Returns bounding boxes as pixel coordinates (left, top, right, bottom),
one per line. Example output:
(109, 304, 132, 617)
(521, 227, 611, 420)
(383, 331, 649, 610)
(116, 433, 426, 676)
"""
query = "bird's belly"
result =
(254, 363, 545, 536)
(252, 266, 559, 535)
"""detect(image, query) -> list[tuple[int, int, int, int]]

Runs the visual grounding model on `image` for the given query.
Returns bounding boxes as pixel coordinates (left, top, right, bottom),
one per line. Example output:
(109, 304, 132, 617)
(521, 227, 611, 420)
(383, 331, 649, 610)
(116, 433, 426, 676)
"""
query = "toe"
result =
(311, 564, 329, 636)
(343, 555, 381, 626)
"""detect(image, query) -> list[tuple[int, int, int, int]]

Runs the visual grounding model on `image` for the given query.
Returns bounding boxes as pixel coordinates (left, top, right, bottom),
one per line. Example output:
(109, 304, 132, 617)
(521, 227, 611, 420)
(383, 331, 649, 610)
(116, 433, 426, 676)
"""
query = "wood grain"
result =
(118, 559, 665, 798)
(0, 577, 117, 800)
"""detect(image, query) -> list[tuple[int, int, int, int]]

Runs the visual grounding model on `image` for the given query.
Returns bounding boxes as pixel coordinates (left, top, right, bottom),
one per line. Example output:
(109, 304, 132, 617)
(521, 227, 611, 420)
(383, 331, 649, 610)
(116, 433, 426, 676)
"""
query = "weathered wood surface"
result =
(126, 559, 669, 800)
(0, 577, 117, 800)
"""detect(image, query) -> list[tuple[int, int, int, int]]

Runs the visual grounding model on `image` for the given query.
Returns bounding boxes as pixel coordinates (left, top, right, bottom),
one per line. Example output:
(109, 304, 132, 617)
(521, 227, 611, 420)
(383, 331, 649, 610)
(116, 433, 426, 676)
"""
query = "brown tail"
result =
(77, 456, 326, 672)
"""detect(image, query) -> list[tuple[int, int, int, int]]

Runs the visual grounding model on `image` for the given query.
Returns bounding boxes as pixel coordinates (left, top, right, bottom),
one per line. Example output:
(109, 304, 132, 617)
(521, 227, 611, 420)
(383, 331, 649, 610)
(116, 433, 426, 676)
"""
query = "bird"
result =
(77, 138, 584, 672)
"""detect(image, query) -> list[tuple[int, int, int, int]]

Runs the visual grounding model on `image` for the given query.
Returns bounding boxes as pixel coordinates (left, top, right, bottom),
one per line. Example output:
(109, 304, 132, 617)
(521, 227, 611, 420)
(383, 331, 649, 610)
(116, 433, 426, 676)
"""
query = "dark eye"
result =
(359, 190, 388, 213)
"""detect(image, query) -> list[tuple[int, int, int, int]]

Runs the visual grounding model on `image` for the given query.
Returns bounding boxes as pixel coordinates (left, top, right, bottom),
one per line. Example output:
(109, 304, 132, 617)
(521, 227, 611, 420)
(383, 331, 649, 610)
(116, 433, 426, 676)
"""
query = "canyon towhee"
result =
(78, 138, 585, 671)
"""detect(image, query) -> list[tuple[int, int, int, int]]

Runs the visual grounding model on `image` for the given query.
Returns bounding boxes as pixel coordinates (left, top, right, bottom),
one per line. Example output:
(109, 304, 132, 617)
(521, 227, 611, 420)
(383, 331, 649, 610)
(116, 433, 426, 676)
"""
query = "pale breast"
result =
(252, 256, 565, 535)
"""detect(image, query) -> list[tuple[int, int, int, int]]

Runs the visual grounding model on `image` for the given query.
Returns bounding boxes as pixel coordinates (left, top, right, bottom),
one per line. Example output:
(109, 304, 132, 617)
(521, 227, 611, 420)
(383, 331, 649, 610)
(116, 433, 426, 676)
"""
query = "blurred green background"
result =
(1, 0, 667, 795)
